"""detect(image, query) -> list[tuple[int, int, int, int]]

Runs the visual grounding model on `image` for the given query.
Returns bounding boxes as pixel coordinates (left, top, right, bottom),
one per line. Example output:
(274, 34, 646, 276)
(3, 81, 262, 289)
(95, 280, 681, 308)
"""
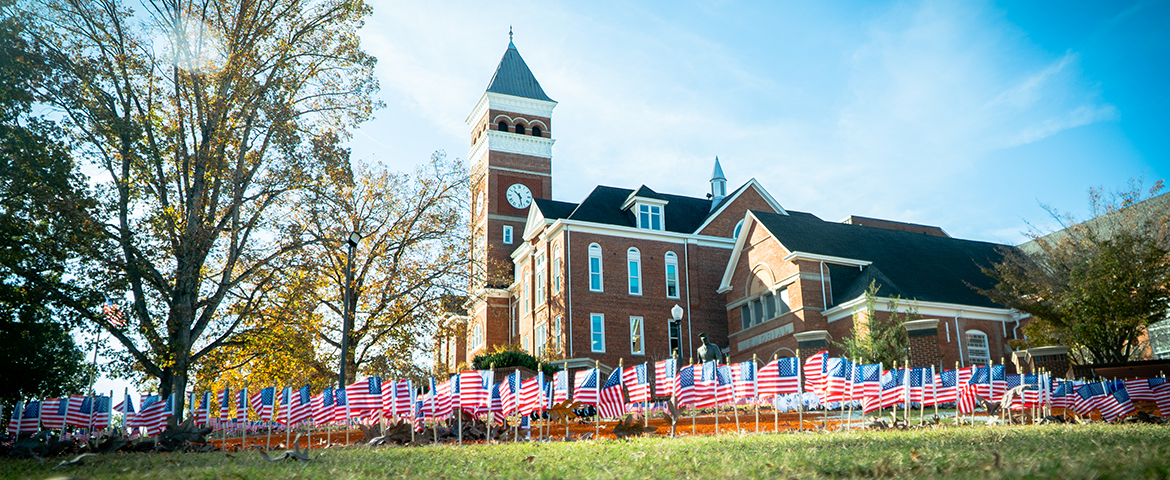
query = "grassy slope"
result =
(3, 424, 1168, 479)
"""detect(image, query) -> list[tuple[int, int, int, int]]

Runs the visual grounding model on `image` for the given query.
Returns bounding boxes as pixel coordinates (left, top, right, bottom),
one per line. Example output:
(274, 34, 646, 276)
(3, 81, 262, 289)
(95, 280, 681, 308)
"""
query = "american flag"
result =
(803, 351, 828, 396)
(1072, 382, 1105, 416)
(598, 368, 626, 418)
(347, 377, 382, 414)
(41, 397, 68, 430)
(128, 394, 155, 429)
(137, 395, 171, 435)
(694, 362, 718, 409)
(935, 369, 958, 404)
(394, 380, 415, 420)
(249, 389, 263, 416)
(908, 368, 926, 405)
(256, 387, 275, 421)
(65, 395, 92, 428)
(675, 365, 696, 407)
(332, 388, 348, 422)
(1124, 377, 1165, 402)
(289, 385, 313, 425)
(219, 388, 232, 421)
(313, 387, 334, 426)
(654, 358, 677, 398)
(573, 368, 600, 406)
(823, 358, 848, 404)
(733, 361, 757, 400)
(1022, 374, 1042, 408)
(433, 378, 453, 418)
(544, 380, 556, 410)
(857, 364, 881, 409)
(103, 298, 127, 327)
(1152, 382, 1170, 417)
(844, 362, 862, 403)
(1051, 380, 1073, 410)
(553, 371, 570, 403)
(715, 364, 735, 405)
(489, 383, 507, 424)
(758, 358, 800, 398)
(498, 371, 520, 416)
(92, 395, 111, 429)
(971, 366, 991, 399)
(990, 364, 1007, 400)
(520, 372, 547, 415)
(879, 369, 905, 409)
(236, 387, 249, 421)
(6, 401, 40, 434)
(958, 366, 987, 414)
(623, 364, 651, 404)
(1099, 381, 1134, 421)
(193, 392, 210, 425)
(458, 371, 490, 411)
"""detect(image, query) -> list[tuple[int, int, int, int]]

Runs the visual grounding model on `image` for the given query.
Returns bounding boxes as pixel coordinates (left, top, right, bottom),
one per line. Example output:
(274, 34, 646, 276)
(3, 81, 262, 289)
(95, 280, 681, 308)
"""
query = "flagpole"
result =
(731, 363, 740, 433)
(514, 369, 522, 443)
(266, 388, 273, 451)
(487, 365, 494, 444)
(793, 351, 799, 433)
(932, 366, 939, 421)
(285, 386, 291, 449)
(955, 362, 961, 424)
(844, 362, 853, 431)
(596, 360, 602, 440)
(753, 354, 760, 434)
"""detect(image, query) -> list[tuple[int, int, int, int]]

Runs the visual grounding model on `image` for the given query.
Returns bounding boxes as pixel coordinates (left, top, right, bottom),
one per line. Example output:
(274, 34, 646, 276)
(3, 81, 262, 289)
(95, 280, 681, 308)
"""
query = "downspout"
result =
(567, 228, 573, 357)
(819, 261, 828, 311)
(1013, 316, 1021, 341)
(955, 312, 965, 368)
(684, 240, 694, 358)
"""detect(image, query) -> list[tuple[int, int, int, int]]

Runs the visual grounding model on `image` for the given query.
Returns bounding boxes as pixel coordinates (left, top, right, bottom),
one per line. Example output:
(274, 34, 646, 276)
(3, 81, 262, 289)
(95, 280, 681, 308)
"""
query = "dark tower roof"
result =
(485, 41, 554, 102)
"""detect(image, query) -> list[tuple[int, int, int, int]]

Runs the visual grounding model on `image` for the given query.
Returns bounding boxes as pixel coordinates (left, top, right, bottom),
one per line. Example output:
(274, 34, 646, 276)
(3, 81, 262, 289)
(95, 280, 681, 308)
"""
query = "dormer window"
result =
(637, 204, 662, 231)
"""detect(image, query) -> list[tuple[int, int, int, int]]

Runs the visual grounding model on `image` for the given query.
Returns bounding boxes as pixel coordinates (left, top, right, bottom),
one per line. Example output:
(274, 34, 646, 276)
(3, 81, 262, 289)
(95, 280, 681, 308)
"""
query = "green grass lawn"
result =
(3, 423, 1168, 479)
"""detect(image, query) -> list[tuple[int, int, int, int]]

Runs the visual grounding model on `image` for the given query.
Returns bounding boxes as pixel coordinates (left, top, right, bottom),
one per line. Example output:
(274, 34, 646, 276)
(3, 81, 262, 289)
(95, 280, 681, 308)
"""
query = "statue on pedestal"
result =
(696, 332, 724, 364)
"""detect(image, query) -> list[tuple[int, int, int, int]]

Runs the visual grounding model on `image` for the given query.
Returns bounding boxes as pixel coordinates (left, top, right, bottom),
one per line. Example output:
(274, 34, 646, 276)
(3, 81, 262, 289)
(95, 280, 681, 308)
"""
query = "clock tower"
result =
(465, 35, 556, 357)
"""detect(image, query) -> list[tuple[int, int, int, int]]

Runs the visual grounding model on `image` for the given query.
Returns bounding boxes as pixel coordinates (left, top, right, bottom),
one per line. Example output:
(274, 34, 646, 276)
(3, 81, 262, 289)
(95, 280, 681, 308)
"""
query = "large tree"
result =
(980, 181, 1170, 364)
(4, 0, 378, 416)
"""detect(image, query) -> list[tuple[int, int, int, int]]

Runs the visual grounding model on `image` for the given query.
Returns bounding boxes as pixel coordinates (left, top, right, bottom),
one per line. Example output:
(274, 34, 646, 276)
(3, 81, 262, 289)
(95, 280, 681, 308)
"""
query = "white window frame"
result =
(534, 253, 546, 306)
(637, 203, 663, 231)
(523, 334, 530, 353)
(630, 316, 644, 355)
(472, 323, 483, 350)
(664, 252, 679, 299)
(553, 315, 563, 353)
(503, 225, 513, 244)
(733, 218, 744, 239)
(590, 313, 605, 353)
(588, 243, 603, 292)
(966, 330, 991, 366)
(553, 248, 563, 294)
(535, 323, 547, 356)
(627, 247, 642, 296)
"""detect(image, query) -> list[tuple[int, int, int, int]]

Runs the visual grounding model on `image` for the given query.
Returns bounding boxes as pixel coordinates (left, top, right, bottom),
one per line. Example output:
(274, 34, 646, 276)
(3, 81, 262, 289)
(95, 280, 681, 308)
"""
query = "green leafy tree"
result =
(836, 280, 913, 367)
(981, 181, 1170, 364)
(0, 2, 92, 406)
(4, 0, 379, 417)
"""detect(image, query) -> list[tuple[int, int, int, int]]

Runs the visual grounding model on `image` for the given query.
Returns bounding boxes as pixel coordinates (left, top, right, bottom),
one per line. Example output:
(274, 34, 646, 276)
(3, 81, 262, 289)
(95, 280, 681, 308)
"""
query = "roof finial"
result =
(509, 26, 513, 42)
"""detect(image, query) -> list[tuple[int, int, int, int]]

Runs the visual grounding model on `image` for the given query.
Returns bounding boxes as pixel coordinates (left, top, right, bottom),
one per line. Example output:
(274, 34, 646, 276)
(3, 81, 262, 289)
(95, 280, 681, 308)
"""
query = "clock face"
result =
(506, 183, 533, 209)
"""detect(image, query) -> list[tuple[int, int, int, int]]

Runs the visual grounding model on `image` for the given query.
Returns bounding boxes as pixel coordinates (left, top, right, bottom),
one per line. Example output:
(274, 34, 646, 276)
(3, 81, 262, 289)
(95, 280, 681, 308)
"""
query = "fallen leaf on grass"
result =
(524, 456, 535, 464)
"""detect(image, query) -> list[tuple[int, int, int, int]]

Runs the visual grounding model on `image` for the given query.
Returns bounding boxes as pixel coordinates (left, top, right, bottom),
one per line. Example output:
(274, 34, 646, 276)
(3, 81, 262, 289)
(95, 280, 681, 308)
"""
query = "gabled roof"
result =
(485, 42, 554, 102)
(532, 198, 578, 221)
(565, 185, 714, 234)
(694, 178, 787, 234)
(732, 210, 1010, 308)
(622, 185, 669, 209)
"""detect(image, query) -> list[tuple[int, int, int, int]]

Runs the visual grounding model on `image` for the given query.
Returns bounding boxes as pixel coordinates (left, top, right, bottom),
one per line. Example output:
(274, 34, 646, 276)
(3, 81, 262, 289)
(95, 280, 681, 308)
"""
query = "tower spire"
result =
(710, 156, 727, 209)
(509, 26, 513, 43)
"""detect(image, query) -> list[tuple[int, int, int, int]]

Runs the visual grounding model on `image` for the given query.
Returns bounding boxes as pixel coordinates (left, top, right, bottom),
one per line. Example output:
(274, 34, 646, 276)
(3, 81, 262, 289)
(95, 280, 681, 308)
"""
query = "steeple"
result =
(710, 157, 727, 208)
(484, 33, 553, 102)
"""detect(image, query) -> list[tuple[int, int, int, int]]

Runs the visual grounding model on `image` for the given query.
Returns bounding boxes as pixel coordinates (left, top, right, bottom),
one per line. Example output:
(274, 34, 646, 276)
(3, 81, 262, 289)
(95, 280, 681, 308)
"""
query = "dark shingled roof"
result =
(751, 210, 1010, 309)
(624, 185, 669, 205)
(567, 186, 714, 234)
(532, 198, 578, 221)
(486, 42, 553, 102)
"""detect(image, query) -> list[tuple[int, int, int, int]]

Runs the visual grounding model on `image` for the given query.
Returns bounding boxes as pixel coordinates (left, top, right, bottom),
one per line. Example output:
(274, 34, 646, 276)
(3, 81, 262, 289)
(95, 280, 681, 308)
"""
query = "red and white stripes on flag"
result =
(758, 357, 800, 399)
(654, 358, 677, 398)
(692, 362, 718, 409)
(552, 371, 570, 404)
(218, 388, 232, 421)
(520, 372, 547, 415)
(41, 397, 68, 430)
(236, 388, 249, 421)
(458, 371, 489, 411)
(733, 361, 757, 400)
(598, 368, 626, 418)
(803, 351, 828, 397)
(1152, 382, 1170, 417)
(65, 395, 92, 428)
(623, 364, 651, 404)
(573, 368, 600, 406)
(346, 377, 382, 415)
(394, 380, 415, 420)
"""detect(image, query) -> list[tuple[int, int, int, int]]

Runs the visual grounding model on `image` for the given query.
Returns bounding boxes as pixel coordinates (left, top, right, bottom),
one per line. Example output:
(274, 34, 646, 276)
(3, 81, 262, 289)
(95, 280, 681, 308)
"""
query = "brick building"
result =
(718, 210, 1032, 369)
(444, 38, 1037, 379)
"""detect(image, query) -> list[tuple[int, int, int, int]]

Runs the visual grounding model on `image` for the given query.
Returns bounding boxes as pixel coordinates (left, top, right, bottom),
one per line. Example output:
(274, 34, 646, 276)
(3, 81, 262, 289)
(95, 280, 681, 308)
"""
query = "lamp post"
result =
(339, 232, 361, 390)
(671, 304, 684, 362)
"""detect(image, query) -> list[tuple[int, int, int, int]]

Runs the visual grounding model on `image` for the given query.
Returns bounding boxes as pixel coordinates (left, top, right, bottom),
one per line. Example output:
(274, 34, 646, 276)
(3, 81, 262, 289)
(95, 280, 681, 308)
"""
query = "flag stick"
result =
(844, 363, 853, 431)
(955, 362, 961, 424)
(689, 357, 696, 437)
(514, 369, 522, 443)
(285, 386, 291, 449)
(932, 366, 939, 421)
(488, 365, 494, 443)
(596, 360, 602, 440)
(754, 354, 760, 434)
(713, 362, 719, 436)
(242, 390, 248, 451)
(903, 359, 910, 426)
(13, 400, 22, 441)
(345, 385, 351, 446)
(643, 361, 649, 429)
(793, 351, 800, 432)
(266, 388, 273, 451)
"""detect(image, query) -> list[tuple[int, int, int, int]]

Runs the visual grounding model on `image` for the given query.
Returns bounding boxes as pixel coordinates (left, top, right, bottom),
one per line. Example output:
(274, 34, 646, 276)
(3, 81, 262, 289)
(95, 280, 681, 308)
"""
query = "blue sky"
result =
(344, 0, 1169, 245)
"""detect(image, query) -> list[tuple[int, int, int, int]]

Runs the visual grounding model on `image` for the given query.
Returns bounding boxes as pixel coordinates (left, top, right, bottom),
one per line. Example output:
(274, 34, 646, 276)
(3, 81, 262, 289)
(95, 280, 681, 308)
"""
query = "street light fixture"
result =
(339, 231, 362, 390)
(671, 304, 684, 362)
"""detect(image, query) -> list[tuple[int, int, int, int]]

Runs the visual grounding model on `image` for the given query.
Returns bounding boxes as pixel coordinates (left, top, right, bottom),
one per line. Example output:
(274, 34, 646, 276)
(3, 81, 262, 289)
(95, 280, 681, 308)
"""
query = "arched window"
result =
(472, 323, 483, 349)
(515, 124, 526, 135)
(588, 243, 603, 292)
(734, 219, 744, 239)
(532, 126, 542, 137)
(553, 248, 563, 294)
(664, 252, 679, 298)
(627, 247, 642, 296)
(497, 120, 508, 132)
(966, 330, 990, 366)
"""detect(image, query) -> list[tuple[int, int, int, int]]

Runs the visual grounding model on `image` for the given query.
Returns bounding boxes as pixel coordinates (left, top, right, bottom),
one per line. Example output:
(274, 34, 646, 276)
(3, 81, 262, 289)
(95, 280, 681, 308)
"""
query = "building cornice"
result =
(466, 91, 558, 126)
(469, 129, 555, 165)
(535, 219, 736, 249)
(822, 295, 1026, 323)
(782, 252, 872, 267)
